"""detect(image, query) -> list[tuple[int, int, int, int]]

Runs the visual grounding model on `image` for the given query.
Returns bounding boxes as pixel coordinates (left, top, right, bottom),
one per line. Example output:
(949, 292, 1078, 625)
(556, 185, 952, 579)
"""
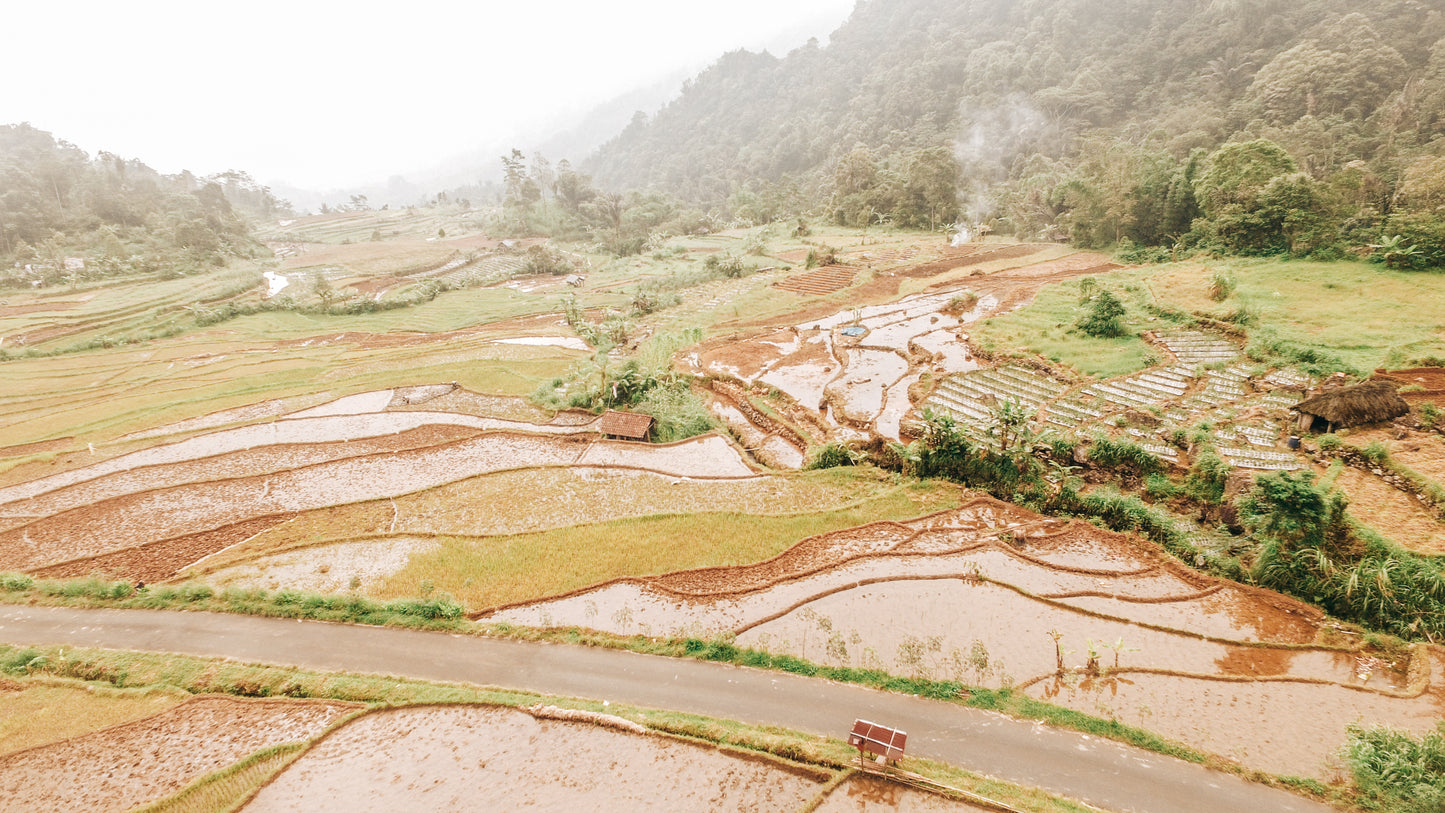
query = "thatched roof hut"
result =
(1291, 379, 1409, 433)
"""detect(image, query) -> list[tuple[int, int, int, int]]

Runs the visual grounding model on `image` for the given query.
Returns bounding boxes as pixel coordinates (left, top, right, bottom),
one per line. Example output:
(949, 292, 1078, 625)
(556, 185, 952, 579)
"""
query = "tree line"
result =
(0, 124, 291, 288)
(578, 0, 1445, 264)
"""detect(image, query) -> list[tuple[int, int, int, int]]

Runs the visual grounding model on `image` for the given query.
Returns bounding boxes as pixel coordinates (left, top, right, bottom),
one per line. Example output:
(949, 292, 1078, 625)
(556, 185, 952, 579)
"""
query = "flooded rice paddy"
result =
(491, 497, 1445, 780)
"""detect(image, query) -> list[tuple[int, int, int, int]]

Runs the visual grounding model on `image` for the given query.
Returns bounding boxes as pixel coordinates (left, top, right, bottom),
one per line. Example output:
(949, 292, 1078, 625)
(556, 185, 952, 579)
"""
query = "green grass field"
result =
(968, 257, 1445, 380)
(379, 479, 959, 607)
(969, 273, 1163, 379)
(1150, 258, 1445, 371)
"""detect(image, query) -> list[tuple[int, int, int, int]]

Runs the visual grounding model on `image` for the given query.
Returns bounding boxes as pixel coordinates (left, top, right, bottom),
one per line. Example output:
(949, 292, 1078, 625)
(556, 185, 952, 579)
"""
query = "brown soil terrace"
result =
(487, 495, 1445, 780)
(0, 430, 762, 583)
(241, 704, 824, 812)
(0, 696, 359, 813)
(0, 437, 74, 460)
(773, 265, 859, 295)
(695, 248, 1115, 448)
(0, 391, 760, 581)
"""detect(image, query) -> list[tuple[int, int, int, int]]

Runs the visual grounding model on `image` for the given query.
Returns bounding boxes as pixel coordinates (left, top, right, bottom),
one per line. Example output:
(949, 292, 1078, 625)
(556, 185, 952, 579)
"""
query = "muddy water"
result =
(243, 705, 821, 812)
(493, 544, 1348, 688)
(816, 774, 993, 812)
(877, 373, 921, 440)
(1012, 531, 1159, 571)
(709, 402, 805, 469)
(1029, 669, 1443, 780)
(575, 434, 756, 478)
(0, 411, 595, 508)
(735, 580, 1363, 688)
(810, 292, 960, 332)
(1056, 587, 1321, 644)
(912, 329, 979, 375)
(758, 435, 807, 469)
(827, 349, 909, 426)
(696, 284, 997, 436)
(6, 424, 483, 519)
(0, 697, 355, 813)
(758, 332, 839, 411)
(0, 433, 757, 571)
(491, 336, 591, 350)
(865, 313, 959, 353)
(289, 390, 397, 418)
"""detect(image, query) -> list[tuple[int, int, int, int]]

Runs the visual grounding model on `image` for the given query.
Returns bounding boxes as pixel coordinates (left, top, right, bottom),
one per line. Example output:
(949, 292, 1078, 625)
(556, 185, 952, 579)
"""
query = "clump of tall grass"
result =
(1344, 722, 1445, 813)
(1087, 435, 1165, 478)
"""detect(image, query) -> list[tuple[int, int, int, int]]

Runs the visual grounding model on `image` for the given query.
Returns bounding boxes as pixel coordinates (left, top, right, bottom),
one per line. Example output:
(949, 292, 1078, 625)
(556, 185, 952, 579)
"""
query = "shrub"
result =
(1421, 403, 1441, 431)
(388, 595, 464, 621)
(0, 573, 34, 592)
(806, 442, 859, 470)
(943, 292, 980, 314)
(1360, 441, 1389, 465)
(1076, 290, 1128, 338)
(1088, 436, 1164, 478)
(1184, 450, 1230, 503)
(703, 253, 751, 278)
(521, 245, 572, 276)
(1115, 239, 1171, 264)
(1207, 271, 1236, 302)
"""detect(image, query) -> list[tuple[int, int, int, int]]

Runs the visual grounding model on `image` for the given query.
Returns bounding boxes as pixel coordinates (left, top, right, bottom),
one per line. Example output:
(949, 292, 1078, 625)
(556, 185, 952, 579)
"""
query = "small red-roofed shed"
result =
(598, 410, 653, 441)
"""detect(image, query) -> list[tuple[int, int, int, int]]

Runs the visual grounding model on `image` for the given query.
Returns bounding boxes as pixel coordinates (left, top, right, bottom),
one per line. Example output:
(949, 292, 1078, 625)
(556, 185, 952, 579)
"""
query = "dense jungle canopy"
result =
(583, 0, 1445, 263)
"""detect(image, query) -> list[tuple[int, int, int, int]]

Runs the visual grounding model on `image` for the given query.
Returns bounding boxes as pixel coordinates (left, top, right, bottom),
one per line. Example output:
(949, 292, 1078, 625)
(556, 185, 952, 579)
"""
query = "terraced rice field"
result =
(0, 696, 359, 812)
(921, 327, 1309, 471)
(0, 687, 994, 813)
(488, 495, 1445, 781)
(773, 265, 859, 295)
(0, 387, 761, 583)
(242, 705, 838, 812)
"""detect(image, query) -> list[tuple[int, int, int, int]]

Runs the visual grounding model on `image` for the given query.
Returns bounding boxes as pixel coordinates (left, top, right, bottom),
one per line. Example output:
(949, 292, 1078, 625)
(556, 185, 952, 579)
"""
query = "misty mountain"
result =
(583, 0, 1445, 245)
(0, 123, 285, 286)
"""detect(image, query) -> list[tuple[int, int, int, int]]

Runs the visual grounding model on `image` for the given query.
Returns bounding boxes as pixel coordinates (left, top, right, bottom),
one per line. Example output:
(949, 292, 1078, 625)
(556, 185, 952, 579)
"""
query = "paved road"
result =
(0, 606, 1334, 813)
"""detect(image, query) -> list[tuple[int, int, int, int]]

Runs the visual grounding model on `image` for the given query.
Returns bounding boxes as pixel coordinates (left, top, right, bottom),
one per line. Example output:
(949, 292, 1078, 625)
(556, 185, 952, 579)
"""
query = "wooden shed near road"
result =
(1291, 379, 1409, 433)
(598, 409, 653, 441)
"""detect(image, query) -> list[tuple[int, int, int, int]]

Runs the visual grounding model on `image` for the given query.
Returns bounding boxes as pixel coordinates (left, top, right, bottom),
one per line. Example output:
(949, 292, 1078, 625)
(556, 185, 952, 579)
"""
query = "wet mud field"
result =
(0, 696, 358, 812)
(0, 388, 759, 582)
(490, 496, 1445, 780)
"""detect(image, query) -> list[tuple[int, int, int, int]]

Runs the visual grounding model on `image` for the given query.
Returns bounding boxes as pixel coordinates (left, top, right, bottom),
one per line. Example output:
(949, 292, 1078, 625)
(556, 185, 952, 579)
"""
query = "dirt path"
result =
(0, 606, 1334, 813)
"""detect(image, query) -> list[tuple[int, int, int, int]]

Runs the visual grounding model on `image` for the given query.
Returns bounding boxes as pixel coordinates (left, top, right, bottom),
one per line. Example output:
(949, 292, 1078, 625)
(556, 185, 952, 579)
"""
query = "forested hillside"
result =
(587, 0, 1445, 262)
(0, 124, 288, 288)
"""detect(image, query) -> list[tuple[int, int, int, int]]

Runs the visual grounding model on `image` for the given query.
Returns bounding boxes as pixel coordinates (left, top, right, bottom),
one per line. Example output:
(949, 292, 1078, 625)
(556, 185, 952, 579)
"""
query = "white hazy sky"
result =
(4, 0, 856, 190)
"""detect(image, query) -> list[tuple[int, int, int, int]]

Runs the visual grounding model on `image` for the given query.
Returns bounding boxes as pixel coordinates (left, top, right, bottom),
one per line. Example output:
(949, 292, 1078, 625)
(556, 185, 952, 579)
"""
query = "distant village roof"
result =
(1291, 379, 1409, 428)
(598, 410, 653, 440)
